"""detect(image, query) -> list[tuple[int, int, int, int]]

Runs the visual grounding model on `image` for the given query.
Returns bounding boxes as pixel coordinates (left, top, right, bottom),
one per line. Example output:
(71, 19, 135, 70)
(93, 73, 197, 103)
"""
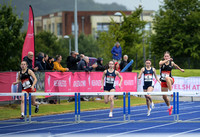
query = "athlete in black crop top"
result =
(138, 59, 160, 116)
(13, 61, 39, 119)
(159, 51, 184, 115)
(101, 61, 123, 117)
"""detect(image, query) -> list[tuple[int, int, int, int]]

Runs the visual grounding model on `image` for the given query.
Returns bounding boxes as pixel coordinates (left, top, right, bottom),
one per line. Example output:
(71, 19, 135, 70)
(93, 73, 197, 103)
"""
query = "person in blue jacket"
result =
(111, 42, 122, 63)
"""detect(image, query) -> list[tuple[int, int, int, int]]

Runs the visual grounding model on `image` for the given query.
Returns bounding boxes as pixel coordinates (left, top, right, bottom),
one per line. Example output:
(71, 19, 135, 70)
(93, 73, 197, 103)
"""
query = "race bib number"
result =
(144, 74, 153, 82)
(22, 79, 31, 89)
(106, 76, 115, 84)
(161, 71, 170, 80)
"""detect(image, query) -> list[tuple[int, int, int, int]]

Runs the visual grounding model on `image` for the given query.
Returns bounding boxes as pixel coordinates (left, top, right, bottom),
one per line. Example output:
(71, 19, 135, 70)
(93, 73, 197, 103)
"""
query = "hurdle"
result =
(76, 92, 127, 123)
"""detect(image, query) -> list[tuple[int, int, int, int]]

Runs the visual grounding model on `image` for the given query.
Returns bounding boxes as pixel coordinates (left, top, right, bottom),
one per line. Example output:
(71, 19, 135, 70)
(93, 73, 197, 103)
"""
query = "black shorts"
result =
(104, 86, 115, 91)
(143, 82, 154, 90)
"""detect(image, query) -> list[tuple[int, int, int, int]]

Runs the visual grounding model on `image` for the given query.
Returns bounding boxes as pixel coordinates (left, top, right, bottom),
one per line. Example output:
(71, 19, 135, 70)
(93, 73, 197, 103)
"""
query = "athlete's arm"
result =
(13, 72, 21, 85)
(153, 68, 161, 84)
(116, 71, 123, 88)
(159, 58, 173, 67)
(172, 62, 184, 72)
(28, 69, 38, 91)
(101, 70, 106, 90)
(138, 67, 144, 79)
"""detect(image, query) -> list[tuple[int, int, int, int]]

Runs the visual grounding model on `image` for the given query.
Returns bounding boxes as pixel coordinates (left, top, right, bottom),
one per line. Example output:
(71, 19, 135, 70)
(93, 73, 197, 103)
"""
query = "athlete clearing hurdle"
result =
(101, 60, 123, 117)
(13, 61, 39, 119)
(138, 59, 161, 116)
(159, 51, 184, 115)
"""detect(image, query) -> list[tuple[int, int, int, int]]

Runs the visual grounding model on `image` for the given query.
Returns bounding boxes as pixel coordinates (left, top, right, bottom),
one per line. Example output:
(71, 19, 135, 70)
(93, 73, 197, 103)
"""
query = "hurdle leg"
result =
(123, 92, 126, 121)
(29, 93, 32, 123)
(75, 93, 77, 122)
(173, 92, 176, 121)
(78, 93, 80, 123)
(128, 92, 131, 122)
(24, 93, 27, 123)
(176, 92, 179, 122)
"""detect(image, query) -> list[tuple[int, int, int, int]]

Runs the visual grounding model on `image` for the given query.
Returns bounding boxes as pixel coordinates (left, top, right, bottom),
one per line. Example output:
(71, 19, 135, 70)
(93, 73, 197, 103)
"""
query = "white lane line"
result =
(168, 127, 200, 137)
(0, 102, 196, 131)
(52, 110, 200, 137)
(107, 117, 200, 137)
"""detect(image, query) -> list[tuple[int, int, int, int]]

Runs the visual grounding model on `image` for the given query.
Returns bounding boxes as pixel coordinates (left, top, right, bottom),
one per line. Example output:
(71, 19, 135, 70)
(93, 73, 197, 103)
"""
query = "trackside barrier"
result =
(1, 92, 200, 123)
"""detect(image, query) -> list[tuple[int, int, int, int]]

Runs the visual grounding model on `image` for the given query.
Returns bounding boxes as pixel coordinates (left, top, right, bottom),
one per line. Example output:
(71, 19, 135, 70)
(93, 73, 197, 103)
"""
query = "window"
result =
(71, 23, 79, 35)
(57, 23, 62, 36)
(44, 25, 46, 31)
(48, 24, 51, 31)
(52, 23, 55, 33)
(97, 23, 110, 32)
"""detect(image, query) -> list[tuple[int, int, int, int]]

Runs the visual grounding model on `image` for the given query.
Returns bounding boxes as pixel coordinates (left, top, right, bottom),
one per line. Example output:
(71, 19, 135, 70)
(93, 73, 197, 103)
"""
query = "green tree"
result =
(97, 7, 146, 68)
(35, 31, 68, 67)
(151, 0, 200, 68)
(78, 33, 101, 58)
(0, 1, 24, 71)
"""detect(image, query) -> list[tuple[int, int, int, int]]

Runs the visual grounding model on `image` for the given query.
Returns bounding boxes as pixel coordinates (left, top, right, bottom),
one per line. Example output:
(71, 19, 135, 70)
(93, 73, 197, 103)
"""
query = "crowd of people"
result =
(14, 41, 185, 119)
(23, 42, 132, 73)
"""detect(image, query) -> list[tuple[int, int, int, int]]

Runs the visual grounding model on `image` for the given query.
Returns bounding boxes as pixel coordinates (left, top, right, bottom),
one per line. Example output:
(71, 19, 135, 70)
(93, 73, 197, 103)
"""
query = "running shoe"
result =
(35, 105, 39, 113)
(151, 102, 155, 109)
(147, 108, 151, 116)
(109, 112, 113, 117)
(20, 115, 24, 120)
(168, 106, 173, 115)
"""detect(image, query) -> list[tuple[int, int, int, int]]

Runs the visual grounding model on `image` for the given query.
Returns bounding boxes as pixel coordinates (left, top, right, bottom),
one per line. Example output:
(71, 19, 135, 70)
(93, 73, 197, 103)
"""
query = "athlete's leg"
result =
(162, 87, 170, 106)
(109, 89, 115, 113)
(21, 91, 27, 116)
(144, 89, 150, 110)
(165, 77, 173, 91)
(31, 95, 39, 113)
(146, 86, 154, 109)
(104, 91, 109, 104)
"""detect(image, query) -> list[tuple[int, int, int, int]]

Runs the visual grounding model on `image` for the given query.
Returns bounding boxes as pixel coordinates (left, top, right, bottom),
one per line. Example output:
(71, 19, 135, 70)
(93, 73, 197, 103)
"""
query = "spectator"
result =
(120, 55, 132, 72)
(80, 54, 85, 60)
(46, 56, 54, 70)
(23, 51, 38, 71)
(78, 56, 97, 72)
(53, 55, 69, 72)
(95, 58, 105, 71)
(111, 42, 122, 64)
(114, 62, 121, 72)
(35, 55, 46, 71)
(66, 51, 80, 70)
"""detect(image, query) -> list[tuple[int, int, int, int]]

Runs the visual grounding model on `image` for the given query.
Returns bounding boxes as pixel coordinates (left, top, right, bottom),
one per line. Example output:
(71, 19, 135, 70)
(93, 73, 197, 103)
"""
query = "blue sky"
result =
(94, 0, 164, 11)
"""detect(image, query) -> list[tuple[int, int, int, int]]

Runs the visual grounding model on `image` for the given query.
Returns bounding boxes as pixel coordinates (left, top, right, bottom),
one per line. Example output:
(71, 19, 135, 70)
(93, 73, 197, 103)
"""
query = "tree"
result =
(0, 1, 24, 71)
(97, 7, 146, 68)
(151, 0, 200, 68)
(35, 31, 68, 67)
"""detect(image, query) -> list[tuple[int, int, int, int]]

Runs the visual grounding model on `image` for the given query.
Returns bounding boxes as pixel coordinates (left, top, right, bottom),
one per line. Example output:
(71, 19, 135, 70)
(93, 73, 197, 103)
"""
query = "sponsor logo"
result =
(48, 76, 51, 87)
(91, 80, 101, 86)
(124, 80, 134, 86)
(73, 80, 86, 87)
(54, 80, 66, 87)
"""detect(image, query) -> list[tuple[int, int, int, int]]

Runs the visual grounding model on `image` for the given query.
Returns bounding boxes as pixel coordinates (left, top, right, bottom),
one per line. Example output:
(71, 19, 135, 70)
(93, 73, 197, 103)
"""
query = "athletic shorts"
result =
(161, 78, 175, 88)
(104, 86, 115, 92)
(143, 82, 154, 90)
(22, 88, 36, 93)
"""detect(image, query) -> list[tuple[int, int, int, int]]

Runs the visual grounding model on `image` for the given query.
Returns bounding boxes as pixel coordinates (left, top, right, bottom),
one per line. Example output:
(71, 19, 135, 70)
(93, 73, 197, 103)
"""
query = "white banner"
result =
(137, 75, 200, 92)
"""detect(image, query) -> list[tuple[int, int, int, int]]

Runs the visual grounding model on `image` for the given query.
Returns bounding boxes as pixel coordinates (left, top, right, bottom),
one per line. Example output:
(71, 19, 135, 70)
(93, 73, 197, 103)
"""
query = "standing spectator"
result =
(114, 62, 121, 72)
(78, 56, 97, 72)
(111, 42, 122, 64)
(53, 55, 69, 72)
(23, 51, 38, 71)
(46, 56, 54, 71)
(66, 51, 80, 70)
(80, 54, 85, 60)
(35, 55, 46, 71)
(95, 58, 105, 71)
(120, 55, 132, 72)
